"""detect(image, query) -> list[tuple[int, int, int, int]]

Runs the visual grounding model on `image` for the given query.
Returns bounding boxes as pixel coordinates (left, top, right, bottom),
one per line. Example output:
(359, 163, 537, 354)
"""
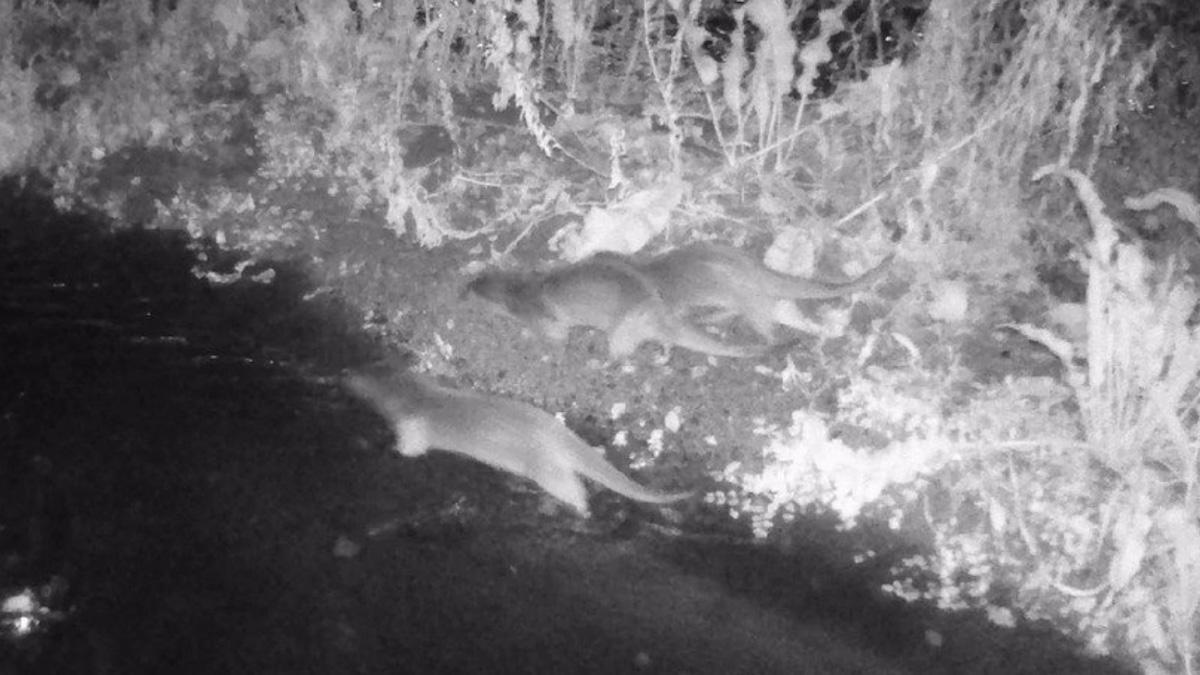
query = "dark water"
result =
(0, 179, 1134, 675)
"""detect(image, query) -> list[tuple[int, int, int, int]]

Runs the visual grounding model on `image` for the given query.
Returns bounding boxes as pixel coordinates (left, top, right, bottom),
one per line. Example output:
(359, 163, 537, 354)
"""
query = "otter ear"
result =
(499, 283, 552, 319)
(463, 273, 529, 309)
(461, 274, 497, 301)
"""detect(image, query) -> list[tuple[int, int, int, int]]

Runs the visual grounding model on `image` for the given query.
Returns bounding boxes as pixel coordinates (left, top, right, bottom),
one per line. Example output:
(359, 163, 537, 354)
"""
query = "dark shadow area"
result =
(0, 177, 1133, 674)
(656, 526, 1135, 675)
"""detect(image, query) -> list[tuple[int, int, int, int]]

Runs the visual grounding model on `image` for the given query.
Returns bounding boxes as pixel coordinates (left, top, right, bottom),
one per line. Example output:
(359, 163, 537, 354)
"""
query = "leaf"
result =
(1108, 499, 1153, 591)
(1157, 506, 1200, 624)
(664, 407, 682, 433)
(763, 226, 817, 276)
(554, 179, 689, 260)
(999, 322, 1075, 367)
(929, 280, 970, 324)
(1125, 187, 1200, 229)
(1138, 606, 1171, 655)
(987, 497, 1008, 533)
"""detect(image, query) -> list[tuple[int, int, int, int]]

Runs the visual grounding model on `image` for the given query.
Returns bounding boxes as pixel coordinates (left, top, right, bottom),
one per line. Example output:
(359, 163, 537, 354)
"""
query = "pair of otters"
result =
(347, 243, 894, 517)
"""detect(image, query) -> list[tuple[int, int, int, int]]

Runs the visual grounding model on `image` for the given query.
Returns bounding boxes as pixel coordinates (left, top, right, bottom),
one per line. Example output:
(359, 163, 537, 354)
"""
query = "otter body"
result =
(345, 368, 692, 517)
(638, 244, 894, 341)
(465, 255, 777, 358)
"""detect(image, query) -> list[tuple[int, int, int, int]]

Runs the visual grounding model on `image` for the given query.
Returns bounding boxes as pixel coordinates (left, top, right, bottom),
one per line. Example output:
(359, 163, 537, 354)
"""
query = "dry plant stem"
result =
(1060, 33, 1102, 167)
(1051, 577, 1108, 597)
(787, 91, 809, 161)
(1037, 166, 1120, 457)
(703, 89, 734, 167)
(554, 141, 607, 178)
(395, 16, 442, 103)
(640, 0, 667, 111)
(537, 0, 550, 87)
(833, 192, 889, 229)
(501, 216, 546, 257)
(953, 440, 1091, 455)
(641, 0, 684, 173)
(616, 11, 644, 102)
(665, 11, 686, 172)
(831, 108, 1017, 228)
(762, 95, 781, 172)
(1082, 39, 1126, 175)
(1007, 451, 1041, 555)
(725, 5, 747, 157)
(729, 122, 822, 173)
(920, 488, 937, 540)
(453, 174, 506, 189)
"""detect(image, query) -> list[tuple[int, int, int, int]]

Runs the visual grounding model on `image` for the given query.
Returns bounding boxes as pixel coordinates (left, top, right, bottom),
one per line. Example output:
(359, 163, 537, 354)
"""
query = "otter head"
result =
(462, 271, 551, 319)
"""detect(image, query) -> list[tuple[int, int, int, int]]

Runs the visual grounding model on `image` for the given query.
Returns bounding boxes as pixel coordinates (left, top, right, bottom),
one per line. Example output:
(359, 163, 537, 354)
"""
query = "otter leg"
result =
(394, 417, 431, 457)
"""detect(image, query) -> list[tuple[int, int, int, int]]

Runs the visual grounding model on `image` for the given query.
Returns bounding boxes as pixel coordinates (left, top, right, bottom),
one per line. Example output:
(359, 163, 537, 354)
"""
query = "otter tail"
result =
(664, 315, 801, 359)
(563, 439, 693, 506)
(759, 253, 894, 300)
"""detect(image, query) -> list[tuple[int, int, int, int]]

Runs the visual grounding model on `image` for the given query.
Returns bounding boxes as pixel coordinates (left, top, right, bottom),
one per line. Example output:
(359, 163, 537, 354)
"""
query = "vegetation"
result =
(2, 0, 1198, 671)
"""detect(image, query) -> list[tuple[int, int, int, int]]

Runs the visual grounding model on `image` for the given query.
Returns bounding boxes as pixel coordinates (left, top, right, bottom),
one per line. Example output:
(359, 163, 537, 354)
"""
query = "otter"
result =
(635, 244, 894, 341)
(344, 367, 692, 517)
(464, 254, 784, 359)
